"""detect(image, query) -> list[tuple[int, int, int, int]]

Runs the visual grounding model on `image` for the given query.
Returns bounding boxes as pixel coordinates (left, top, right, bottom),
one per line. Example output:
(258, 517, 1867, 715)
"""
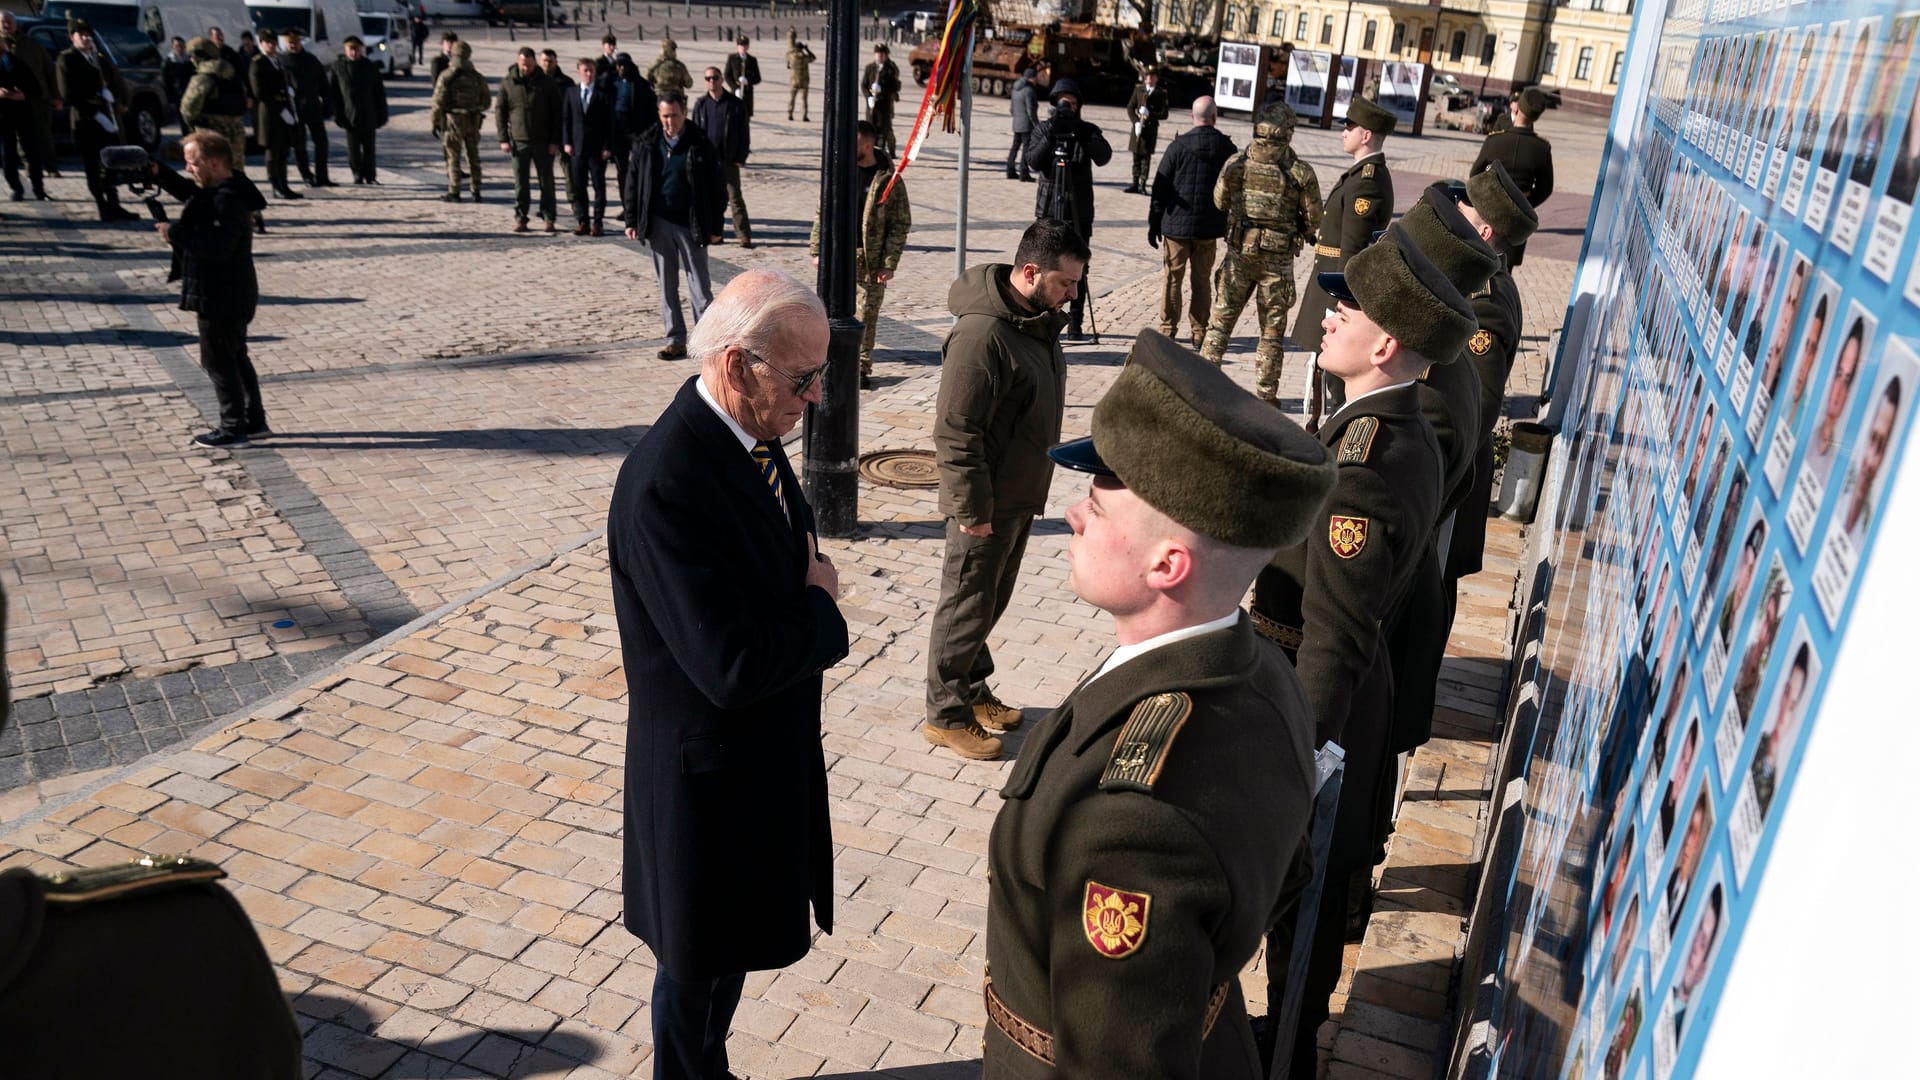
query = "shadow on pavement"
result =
(0, 327, 193, 348)
(292, 989, 604, 1078)
(256, 425, 651, 453)
(816, 1062, 983, 1079)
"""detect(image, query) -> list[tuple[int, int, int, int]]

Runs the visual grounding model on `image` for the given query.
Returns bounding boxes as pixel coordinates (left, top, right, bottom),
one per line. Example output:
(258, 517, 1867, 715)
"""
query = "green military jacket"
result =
(55, 46, 128, 134)
(1289, 152, 1395, 352)
(808, 151, 912, 279)
(495, 64, 560, 145)
(1446, 266, 1525, 580)
(862, 58, 900, 116)
(647, 51, 691, 95)
(786, 39, 815, 87)
(1253, 382, 1441, 745)
(1215, 138, 1322, 258)
(180, 58, 240, 128)
(431, 59, 489, 130)
(1126, 81, 1169, 153)
(983, 615, 1316, 1079)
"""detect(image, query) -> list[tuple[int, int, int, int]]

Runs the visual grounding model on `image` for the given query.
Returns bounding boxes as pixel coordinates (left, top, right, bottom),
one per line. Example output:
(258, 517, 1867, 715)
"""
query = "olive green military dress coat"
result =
(983, 616, 1317, 1079)
(1251, 383, 1441, 864)
(1289, 153, 1394, 354)
(1470, 127, 1552, 266)
(1445, 267, 1524, 581)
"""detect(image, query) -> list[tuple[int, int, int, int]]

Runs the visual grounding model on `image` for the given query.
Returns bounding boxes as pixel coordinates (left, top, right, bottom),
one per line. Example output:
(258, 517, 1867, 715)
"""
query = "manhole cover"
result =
(859, 449, 940, 488)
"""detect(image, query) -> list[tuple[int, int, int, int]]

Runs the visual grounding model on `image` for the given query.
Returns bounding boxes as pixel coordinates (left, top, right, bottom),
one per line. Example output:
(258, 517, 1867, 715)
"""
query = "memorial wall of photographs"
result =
(1479, 1, 1920, 1077)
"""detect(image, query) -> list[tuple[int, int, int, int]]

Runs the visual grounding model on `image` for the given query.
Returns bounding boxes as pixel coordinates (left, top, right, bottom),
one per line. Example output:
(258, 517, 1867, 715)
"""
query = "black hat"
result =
(736, 34, 750, 46)
(1516, 86, 1550, 120)
(1345, 95, 1396, 135)
(284, 26, 307, 41)
(342, 34, 364, 48)
(1316, 240, 1475, 362)
(68, 17, 93, 34)
(1050, 77, 1084, 103)
(1050, 332, 1336, 549)
(874, 41, 889, 53)
(1464, 160, 1539, 245)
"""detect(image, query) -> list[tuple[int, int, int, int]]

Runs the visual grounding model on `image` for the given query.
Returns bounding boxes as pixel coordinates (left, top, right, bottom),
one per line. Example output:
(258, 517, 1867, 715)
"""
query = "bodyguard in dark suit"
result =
(984, 330, 1336, 1078)
(561, 57, 614, 234)
(1250, 238, 1475, 1079)
(1292, 96, 1397, 422)
(607, 268, 848, 1080)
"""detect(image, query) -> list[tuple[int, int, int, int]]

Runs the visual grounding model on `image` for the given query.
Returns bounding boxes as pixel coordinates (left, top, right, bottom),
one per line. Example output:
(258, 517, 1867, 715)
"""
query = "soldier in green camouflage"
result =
(648, 38, 692, 96)
(811, 120, 912, 388)
(1201, 102, 1323, 404)
(431, 41, 489, 201)
(786, 29, 814, 121)
(180, 36, 260, 232)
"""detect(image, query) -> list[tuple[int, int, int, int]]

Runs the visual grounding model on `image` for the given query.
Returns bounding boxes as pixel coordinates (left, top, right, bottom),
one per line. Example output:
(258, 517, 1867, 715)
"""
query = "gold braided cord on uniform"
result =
(983, 978, 1234, 1065)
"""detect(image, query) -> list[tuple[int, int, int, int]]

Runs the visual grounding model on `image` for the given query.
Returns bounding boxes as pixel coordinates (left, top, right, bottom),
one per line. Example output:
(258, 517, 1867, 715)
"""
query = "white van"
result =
(40, 1, 257, 50)
(239, 0, 366, 63)
(355, 9, 413, 78)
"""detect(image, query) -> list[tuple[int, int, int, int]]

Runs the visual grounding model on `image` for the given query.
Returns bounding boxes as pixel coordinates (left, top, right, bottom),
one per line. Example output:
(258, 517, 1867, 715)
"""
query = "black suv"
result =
(14, 15, 173, 153)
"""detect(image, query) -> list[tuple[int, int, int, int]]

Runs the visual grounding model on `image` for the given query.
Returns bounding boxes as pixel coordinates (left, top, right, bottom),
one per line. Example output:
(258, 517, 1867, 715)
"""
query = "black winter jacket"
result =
(1150, 124, 1238, 241)
(692, 90, 749, 164)
(622, 123, 726, 240)
(155, 163, 267, 322)
(1024, 112, 1111, 234)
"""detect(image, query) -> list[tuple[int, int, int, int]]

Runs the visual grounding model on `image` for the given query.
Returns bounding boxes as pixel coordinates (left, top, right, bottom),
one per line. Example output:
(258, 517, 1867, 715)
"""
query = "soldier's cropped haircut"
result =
(182, 129, 234, 166)
(1014, 218, 1092, 272)
(857, 120, 878, 139)
(658, 88, 688, 109)
(540, 48, 557, 59)
(517, 46, 535, 59)
(441, 30, 458, 42)
(603, 33, 617, 45)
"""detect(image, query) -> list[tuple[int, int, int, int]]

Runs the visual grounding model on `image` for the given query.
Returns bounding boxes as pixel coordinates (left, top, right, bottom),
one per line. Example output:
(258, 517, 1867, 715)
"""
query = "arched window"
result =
(1363, 20, 1377, 52)
(1449, 29, 1466, 63)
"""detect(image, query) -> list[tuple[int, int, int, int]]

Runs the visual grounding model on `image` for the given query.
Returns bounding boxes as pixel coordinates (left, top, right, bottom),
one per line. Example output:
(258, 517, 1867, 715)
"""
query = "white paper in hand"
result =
(95, 111, 118, 134)
(281, 106, 296, 125)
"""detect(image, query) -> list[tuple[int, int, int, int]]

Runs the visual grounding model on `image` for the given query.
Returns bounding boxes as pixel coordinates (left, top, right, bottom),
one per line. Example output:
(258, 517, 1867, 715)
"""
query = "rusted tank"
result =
(909, 20, 1154, 101)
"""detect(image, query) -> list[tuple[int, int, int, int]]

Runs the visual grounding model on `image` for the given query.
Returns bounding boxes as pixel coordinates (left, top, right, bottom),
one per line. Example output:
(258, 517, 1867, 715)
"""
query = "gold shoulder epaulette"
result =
(1338, 416, 1379, 463)
(1362, 162, 1376, 178)
(1099, 692, 1194, 794)
(39, 854, 225, 905)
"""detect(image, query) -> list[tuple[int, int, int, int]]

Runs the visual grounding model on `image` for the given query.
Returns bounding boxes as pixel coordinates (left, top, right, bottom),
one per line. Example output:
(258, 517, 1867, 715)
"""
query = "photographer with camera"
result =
(1022, 79, 1110, 340)
(147, 131, 270, 449)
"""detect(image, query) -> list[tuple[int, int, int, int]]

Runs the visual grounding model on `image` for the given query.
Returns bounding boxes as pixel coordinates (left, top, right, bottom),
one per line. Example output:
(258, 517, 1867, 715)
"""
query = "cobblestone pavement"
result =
(4, 20, 1598, 1078)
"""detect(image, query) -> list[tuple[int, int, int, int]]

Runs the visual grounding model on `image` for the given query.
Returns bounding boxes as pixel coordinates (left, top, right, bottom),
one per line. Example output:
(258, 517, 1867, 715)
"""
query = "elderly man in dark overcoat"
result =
(606, 267, 849, 1080)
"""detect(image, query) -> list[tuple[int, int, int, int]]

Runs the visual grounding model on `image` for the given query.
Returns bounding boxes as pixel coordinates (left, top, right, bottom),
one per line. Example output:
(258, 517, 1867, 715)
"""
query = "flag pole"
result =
(954, 36, 973, 283)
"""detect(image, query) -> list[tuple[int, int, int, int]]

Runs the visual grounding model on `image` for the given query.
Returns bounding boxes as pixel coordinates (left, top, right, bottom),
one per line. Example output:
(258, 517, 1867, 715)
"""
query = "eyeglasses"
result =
(740, 346, 825, 396)
(704, 74, 722, 81)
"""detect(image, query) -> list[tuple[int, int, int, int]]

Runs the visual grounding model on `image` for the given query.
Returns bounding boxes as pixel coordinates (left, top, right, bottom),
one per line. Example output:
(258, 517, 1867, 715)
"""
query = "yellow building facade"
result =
(1141, 0, 1637, 111)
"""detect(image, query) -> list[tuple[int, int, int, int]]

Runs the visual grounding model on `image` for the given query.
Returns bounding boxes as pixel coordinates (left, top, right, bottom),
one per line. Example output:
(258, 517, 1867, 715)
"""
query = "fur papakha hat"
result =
(1319, 240, 1476, 363)
(1464, 161, 1539, 246)
(1516, 86, 1550, 120)
(1345, 95, 1396, 135)
(1397, 185, 1499, 295)
(1049, 331, 1336, 549)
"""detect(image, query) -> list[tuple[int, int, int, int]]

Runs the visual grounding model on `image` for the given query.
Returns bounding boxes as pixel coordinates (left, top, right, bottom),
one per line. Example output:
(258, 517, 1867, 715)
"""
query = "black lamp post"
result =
(804, 0, 863, 537)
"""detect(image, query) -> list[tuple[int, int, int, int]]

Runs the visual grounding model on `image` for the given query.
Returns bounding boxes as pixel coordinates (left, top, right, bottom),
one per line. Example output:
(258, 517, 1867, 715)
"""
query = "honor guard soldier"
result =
(1470, 85, 1554, 266)
(1291, 95, 1397, 427)
(1443, 162, 1534, 590)
(1380, 189, 1502, 758)
(1248, 239, 1475, 1079)
(1122, 67, 1168, 193)
(984, 329, 1337, 1078)
(863, 42, 902, 154)
(1200, 100, 1321, 405)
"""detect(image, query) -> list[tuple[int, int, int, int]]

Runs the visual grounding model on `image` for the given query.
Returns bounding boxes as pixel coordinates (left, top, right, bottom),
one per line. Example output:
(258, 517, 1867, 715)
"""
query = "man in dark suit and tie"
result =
(607, 267, 850, 1080)
(563, 56, 614, 235)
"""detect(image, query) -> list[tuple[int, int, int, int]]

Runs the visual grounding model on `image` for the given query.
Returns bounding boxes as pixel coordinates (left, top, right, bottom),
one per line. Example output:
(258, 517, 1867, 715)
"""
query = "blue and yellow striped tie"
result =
(751, 441, 786, 513)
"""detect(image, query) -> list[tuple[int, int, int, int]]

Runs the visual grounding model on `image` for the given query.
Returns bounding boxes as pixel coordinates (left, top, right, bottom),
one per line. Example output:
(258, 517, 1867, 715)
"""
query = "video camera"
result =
(1049, 103, 1085, 167)
(99, 145, 169, 223)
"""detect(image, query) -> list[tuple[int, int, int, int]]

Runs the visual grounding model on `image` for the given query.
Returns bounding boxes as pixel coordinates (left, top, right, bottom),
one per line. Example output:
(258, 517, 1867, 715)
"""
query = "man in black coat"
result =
(1469, 86, 1552, 266)
(623, 91, 726, 359)
(607, 268, 848, 1080)
(1025, 78, 1112, 339)
(163, 36, 194, 137)
(1149, 94, 1237, 348)
(693, 64, 752, 247)
(149, 130, 270, 449)
(282, 29, 331, 186)
(327, 36, 387, 184)
(249, 33, 300, 200)
(561, 56, 614, 235)
(1, 31, 47, 201)
(55, 20, 137, 222)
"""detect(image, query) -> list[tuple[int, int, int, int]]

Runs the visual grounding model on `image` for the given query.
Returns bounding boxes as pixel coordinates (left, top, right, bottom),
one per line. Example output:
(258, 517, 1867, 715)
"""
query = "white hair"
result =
(689, 268, 827, 368)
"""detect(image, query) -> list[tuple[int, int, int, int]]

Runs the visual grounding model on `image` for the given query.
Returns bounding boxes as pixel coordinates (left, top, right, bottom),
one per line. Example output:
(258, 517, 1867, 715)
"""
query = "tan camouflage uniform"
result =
(647, 39, 692, 95)
(431, 45, 489, 197)
(1202, 103, 1322, 403)
(810, 153, 913, 375)
(786, 33, 814, 121)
